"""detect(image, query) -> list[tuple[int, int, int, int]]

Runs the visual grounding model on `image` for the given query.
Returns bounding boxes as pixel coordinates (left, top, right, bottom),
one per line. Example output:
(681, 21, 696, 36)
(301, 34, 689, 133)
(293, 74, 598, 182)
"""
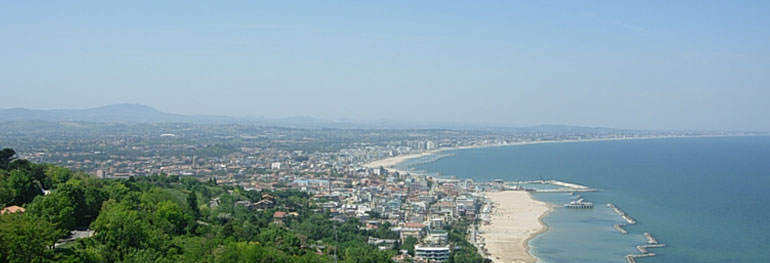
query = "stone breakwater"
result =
(606, 202, 666, 263)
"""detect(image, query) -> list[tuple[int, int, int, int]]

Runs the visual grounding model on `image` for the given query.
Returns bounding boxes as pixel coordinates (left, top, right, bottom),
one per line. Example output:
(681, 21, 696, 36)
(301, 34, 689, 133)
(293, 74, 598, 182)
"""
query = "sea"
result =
(396, 136, 770, 263)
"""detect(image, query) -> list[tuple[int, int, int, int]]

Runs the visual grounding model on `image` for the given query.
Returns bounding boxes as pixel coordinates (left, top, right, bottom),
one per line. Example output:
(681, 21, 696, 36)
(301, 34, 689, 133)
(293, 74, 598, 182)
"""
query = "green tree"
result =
(26, 191, 76, 230)
(105, 182, 131, 201)
(55, 179, 107, 228)
(0, 148, 16, 170)
(7, 169, 40, 205)
(187, 191, 200, 219)
(154, 200, 192, 235)
(342, 243, 393, 263)
(0, 213, 61, 263)
(45, 165, 72, 187)
(401, 236, 417, 256)
(90, 200, 150, 261)
(0, 170, 12, 206)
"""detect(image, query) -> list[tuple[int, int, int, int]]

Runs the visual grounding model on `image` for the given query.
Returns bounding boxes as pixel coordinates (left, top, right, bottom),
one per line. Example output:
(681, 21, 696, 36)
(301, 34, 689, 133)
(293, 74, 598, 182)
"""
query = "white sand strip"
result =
(481, 191, 552, 263)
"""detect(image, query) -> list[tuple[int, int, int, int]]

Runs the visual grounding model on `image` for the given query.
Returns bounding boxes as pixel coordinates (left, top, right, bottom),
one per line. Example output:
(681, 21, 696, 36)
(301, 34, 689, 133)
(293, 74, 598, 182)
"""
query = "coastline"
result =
(525, 203, 553, 262)
(362, 150, 440, 175)
(480, 191, 552, 263)
(361, 135, 761, 262)
(361, 135, 730, 176)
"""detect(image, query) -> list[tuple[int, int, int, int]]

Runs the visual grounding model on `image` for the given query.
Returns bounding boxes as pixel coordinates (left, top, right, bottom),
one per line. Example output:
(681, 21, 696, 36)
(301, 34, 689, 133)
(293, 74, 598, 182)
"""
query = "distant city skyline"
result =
(2, 1, 769, 130)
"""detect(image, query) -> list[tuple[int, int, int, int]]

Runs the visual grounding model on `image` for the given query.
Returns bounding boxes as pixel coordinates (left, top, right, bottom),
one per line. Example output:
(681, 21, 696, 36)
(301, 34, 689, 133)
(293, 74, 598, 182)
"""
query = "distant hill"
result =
(0, 104, 342, 126)
(0, 104, 669, 133)
(0, 104, 198, 123)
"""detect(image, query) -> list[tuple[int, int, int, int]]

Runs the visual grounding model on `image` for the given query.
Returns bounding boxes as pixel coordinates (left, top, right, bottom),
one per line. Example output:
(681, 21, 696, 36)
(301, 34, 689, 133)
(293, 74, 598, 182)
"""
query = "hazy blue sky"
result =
(1, 1, 769, 130)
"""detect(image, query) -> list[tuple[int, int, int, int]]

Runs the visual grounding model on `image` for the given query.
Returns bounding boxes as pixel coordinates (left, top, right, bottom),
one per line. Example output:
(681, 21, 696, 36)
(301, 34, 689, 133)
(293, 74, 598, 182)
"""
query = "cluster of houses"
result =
(289, 167, 482, 262)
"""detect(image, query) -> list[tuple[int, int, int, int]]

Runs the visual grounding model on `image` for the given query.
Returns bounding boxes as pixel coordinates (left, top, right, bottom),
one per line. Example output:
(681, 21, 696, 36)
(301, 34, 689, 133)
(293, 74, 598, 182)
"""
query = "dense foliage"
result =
(0, 148, 395, 262)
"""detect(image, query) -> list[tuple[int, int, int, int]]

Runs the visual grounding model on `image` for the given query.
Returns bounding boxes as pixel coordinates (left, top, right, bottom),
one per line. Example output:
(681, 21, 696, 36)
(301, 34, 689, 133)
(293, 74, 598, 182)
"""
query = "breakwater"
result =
(493, 180, 668, 262)
(608, 203, 635, 234)
(607, 203, 636, 224)
(623, 228, 665, 263)
(606, 203, 666, 262)
(506, 179, 599, 192)
(614, 224, 629, 234)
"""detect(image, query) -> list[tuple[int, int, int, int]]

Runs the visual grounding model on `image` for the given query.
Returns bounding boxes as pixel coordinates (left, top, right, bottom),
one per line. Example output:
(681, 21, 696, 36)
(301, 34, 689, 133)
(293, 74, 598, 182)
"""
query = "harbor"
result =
(484, 178, 666, 263)
(478, 178, 668, 263)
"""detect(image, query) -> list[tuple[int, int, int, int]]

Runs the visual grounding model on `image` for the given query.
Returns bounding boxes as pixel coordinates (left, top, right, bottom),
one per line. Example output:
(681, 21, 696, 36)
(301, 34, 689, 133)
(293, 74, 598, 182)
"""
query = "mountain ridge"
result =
(0, 104, 691, 132)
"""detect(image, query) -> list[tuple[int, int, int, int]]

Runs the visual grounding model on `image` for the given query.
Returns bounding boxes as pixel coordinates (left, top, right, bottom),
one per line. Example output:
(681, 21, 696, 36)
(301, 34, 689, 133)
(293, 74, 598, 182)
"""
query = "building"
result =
(373, 166, 388, 176)
(273, 211, 287, 224)
(424, 229, 448, 246)
(426, 141, 436, 150)
(254, 199, 274, 210)
(0, 205, 24, 214)
(415, 245, 450, 262)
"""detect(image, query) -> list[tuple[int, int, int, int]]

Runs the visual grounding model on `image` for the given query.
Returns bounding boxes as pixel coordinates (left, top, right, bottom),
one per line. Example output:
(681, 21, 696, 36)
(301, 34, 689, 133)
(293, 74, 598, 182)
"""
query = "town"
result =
(1, 121, 718, 262)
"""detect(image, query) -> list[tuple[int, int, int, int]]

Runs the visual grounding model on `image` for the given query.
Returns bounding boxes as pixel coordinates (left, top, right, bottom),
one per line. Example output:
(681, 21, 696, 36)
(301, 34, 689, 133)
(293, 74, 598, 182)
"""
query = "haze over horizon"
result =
(2, 1, 769, 130)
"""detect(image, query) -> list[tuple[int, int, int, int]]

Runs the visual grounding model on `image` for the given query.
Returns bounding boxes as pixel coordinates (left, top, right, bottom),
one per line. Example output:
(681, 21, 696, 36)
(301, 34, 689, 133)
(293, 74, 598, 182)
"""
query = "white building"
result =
(426, 141, 436, 150)
(415, 245, 450, 262)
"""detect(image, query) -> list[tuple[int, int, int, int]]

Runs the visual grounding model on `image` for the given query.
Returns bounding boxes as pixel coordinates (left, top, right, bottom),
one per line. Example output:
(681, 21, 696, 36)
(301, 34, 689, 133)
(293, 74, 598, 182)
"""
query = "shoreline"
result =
(361, 134, 758, 262)
(481, 191, 552, 263)
(525, 201, 554, 263)
(361, 134, 737, 176)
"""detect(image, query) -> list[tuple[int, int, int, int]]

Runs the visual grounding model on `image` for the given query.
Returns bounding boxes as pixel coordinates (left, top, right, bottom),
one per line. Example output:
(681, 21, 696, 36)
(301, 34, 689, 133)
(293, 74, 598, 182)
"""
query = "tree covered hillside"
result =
(0, 148, 395, 263)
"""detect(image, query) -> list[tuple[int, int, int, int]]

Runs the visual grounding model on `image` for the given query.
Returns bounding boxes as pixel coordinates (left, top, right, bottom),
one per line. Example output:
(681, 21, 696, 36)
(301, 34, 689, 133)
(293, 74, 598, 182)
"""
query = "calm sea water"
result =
(407, 136, 770, 263)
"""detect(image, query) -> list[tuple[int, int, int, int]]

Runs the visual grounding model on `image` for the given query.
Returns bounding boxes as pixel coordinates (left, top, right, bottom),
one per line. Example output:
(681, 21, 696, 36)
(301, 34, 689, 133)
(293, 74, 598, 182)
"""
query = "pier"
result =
(564, 198, 594, 208)
(532, 188, 599, 193)
(518, 179, 591, 189)
(493, 179, 669, 263)
(505, 179, 599, 192)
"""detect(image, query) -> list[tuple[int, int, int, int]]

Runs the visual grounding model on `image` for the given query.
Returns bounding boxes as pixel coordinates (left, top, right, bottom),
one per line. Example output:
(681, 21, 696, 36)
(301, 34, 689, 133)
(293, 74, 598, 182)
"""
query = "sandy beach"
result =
(362, 135, 703, 176)
(480, 191, 552, 263)
(362, 150, 440, 174)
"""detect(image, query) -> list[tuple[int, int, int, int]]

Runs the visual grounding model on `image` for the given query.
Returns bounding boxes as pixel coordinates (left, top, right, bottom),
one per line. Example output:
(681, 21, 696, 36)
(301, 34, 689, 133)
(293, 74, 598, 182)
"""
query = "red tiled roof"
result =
(404, 222, 425, 228)
(0, 205, 24, 214)
(273, 211, 287, 218)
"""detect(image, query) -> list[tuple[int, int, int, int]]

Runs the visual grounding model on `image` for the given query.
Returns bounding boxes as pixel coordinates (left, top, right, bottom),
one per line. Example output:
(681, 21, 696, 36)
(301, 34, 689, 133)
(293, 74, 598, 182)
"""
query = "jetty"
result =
(607, 203, 636, 224)
(608, 203, 635, 234)
(644, 232, 658, 244)
(625, 232, 666, 263)
(488, 179, 671, 263)
(505, 179, 599, 192)
(613, 223, 629, 234)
